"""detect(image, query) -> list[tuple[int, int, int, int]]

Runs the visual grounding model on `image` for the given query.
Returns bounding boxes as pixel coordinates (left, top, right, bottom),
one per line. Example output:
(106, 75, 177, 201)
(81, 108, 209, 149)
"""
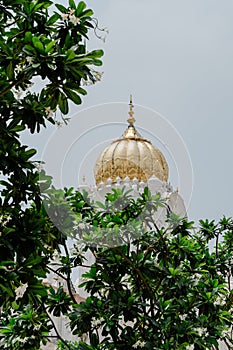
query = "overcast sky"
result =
(24, 0, 233, 223)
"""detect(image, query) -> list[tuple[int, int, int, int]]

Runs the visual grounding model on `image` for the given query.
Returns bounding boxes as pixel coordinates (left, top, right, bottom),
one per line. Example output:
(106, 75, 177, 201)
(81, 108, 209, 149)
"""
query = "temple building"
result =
(44, 97, 187, 349)
(78, 96, 186, 220)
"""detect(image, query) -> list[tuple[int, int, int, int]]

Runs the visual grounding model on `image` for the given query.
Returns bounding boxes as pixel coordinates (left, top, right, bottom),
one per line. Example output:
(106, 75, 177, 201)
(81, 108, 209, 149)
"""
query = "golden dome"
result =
(94, 97, 169, 185)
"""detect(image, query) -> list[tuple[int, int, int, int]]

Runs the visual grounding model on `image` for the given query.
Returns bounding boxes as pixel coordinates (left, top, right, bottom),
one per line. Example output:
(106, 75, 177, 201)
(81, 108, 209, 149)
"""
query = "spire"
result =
(127, 95, 136, 126)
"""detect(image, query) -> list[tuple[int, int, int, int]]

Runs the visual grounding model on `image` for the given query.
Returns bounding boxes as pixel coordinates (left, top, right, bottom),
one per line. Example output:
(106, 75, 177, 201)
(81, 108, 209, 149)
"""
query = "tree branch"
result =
(114, 246, 153, 299)
(44, 307, 72, 350)
(63, 242, 79, 304)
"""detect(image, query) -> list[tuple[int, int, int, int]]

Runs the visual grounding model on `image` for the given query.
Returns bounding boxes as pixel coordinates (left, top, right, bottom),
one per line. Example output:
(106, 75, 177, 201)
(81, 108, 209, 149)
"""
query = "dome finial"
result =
(128, 95, 136, 126)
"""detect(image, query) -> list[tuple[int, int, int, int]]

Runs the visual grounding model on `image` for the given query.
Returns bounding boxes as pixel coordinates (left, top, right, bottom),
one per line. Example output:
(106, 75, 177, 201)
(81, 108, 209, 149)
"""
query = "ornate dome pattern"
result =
(94, 98, 169, 185)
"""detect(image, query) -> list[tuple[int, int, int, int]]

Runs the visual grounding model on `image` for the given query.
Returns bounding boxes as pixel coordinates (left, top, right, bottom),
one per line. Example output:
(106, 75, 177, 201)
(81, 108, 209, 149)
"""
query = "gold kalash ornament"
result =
(94, 96, 169, 185)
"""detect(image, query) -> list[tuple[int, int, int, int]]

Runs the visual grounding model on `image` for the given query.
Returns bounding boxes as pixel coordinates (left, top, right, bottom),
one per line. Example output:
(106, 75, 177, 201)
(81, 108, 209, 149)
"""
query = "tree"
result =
(47, 188, 233, 350)
(0, 1, 233, 350)
(0, 0, 103, 348)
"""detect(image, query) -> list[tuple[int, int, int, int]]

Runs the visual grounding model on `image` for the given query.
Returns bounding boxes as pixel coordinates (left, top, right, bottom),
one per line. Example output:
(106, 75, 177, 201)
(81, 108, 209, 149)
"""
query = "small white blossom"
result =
(94, 71, 104, 82)
(15, 64, 22, 73)
(179, 313, 188, 321)
(81, 78, 92, 86)
(0, 215, 10, 226)
(26, 56, 33, 64)
(18, 337, 28, 344)
(61, 13, 69, 21)
(68, 9, 75, 16)
(45, 106, 53, 118)
(35, 163, 44, 171)
(69, 15, 80, 25)
(15, 282, 28, 300)
(91, 317, 104, 328)
(78, 222, 86, 230)
(56, 121, 63, 128)
(52, 249, 60, 260)
(132, 340, 146, 348)
(186, 345, 194, 350)
(221, 330, 230, 337)
(15, 88, 23, 98)
(195, 327, 207, 337)
(34, 324, 41, 331)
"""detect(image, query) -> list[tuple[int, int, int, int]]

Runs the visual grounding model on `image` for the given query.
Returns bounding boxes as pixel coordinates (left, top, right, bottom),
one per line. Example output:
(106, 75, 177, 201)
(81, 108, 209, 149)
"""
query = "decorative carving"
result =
(94, 97, 169, 185)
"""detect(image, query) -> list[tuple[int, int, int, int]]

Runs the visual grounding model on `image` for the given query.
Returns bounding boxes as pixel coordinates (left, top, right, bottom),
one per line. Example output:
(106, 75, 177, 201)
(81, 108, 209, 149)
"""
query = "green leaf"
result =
(6, 61, 14, 79)
(25, 31, 32, 43)
(10, 125, 25, 132)
(68, 65, 85, 79)
(66, 49, 76, 61)
(24, 148, 37, 159)
(86, 49, 104, 58)
(90, 333, 99, 347)
(0, 283, 14, 297)
(65, 83, 87, 95)
(64, 87, 82, 104)
(93, 59, 103, 67)
(0, 40, 12, 55)
(47, 12, 60, 26)
(23, 44, 37, 55)
(29, 284, 47, 297)
(55, 4, 67, 13)
(69, 0, 76, 9)
(45, 40, 57, 54)
(76, 1, 87, 16)
(32, 37, 44, 53)
(58, 92, 69, 115)
(81, 9, 94, 17)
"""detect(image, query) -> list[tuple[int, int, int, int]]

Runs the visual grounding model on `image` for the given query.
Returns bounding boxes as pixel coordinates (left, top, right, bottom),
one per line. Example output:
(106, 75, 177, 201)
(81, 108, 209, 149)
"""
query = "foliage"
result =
(55, 188, 233, 350)
(0, 1, 233, 350)
(0, 0, 103, 348)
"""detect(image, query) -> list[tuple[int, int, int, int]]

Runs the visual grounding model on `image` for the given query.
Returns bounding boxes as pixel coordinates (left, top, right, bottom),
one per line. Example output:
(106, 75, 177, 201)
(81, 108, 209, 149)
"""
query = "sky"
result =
(23, 0, 233, 223)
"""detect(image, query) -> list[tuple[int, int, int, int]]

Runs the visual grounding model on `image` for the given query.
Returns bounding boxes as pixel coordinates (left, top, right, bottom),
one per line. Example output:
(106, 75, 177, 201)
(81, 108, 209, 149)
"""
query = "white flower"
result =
(56, 121, 62, 128)
(35, 163, 44, 171)
(15, 282, 28, 300)
(45, 106, 53, 118)
(179, 313, 188, 321)
(81, 78, 92, 86)
(132, 340, 146, 348)
(195, 327, 207, 337)
(26, 56, 33, 64)
(15, 64, 22, 73)
(68, 9, 75, 16)
(78, 222, 86, 230)
(186, 345, 194, 350)
(91, 317, 104, 328)
(18, 337, 28, 344)
(52, 249, 60, 260)
(0, 215, 10, 226)
(12, 88, 23, 98)
(34, 324, 41, 331)
(94, 71, 104, 82)
(61, 13, 69, 21)
(69, 15, 80, 25)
